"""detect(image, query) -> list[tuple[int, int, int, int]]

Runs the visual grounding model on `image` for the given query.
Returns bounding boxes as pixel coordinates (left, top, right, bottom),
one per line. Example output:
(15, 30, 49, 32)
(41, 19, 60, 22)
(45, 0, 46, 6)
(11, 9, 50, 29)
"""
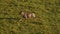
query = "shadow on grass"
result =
(30, 21, 43, 25)
(0, 18, 20, 20)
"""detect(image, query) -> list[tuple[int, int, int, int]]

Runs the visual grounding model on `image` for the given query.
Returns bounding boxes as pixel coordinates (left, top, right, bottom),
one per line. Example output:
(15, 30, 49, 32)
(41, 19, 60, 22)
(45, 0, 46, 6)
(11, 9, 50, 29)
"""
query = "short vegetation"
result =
(0, 0, 60, 34)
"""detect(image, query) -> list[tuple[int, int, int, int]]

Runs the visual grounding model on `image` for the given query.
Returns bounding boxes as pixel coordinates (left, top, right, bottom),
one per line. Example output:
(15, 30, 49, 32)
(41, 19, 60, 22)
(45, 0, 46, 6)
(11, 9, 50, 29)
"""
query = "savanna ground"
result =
(0, 0, 60, 34)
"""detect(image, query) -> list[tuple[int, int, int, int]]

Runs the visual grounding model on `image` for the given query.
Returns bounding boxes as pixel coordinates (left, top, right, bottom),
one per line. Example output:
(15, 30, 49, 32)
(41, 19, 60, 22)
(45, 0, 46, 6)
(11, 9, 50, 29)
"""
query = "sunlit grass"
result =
(0, 0, 60, 34)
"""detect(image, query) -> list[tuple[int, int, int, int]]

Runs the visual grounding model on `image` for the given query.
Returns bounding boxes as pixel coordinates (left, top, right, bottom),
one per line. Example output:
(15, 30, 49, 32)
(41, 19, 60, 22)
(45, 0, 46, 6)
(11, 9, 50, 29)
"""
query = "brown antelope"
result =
(21, 11, 28, 19)
(21, 11, 36, 19)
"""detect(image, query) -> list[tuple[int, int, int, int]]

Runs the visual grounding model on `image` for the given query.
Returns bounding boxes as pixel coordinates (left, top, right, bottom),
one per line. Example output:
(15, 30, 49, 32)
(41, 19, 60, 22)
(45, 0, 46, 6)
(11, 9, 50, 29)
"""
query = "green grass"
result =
(0, 0, 60, 34)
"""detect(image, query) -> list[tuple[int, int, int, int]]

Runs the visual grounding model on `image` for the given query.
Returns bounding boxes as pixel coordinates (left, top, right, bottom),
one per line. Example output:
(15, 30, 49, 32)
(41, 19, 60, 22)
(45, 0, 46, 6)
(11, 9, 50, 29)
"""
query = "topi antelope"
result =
(21, 11, 36, 19)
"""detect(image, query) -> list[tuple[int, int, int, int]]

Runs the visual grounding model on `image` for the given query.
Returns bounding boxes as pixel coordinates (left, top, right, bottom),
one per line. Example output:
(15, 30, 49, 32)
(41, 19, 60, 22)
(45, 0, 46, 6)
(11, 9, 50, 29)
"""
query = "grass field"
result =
(0, 0, 60, 34)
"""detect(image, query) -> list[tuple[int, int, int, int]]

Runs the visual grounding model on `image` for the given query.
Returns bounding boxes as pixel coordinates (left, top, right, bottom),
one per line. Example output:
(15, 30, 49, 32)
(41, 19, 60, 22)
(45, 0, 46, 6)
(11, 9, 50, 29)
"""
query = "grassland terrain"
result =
(0, 0, 60, 34)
